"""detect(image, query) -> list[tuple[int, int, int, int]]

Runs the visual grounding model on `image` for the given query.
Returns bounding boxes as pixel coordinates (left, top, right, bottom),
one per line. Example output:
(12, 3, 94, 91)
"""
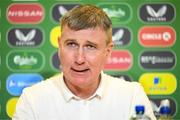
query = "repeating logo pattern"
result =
(104, 50, 133, 71)
(6, 97, 18, 118)
(50, 26, 61, 48)
(98, 3, 132, 24)
(52, 4, 79, 22)
(8, 28, 43, 47)
(139, 3, 175, 22)
(0, 1, 179, 119)
(6, 50, 45, 71)
(6, 73, 43, 96)
(140, 50, 176, 69)
(139, 26, 176, 47)
(7, 3, 44, 24)
(112, 27, 131, 47)
(139, 73, 177, 95)
(51, 51, 60, 70)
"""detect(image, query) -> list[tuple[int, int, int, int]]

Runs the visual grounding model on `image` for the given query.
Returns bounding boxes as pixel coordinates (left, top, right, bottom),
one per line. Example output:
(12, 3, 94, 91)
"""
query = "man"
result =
(13, 4, 156, 120)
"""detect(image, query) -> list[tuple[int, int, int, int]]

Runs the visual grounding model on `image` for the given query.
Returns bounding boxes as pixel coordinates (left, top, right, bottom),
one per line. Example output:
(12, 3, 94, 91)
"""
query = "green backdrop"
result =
(0, 0, 179, 119)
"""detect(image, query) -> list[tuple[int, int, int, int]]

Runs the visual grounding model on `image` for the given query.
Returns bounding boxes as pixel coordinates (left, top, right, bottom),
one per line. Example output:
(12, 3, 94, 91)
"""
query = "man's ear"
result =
(104, 42, 113, 65)
(106, 42, 114, 57)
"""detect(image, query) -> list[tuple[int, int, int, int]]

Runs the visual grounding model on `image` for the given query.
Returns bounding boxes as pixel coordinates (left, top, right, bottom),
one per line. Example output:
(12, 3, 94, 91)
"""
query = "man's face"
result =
(58, 25, 112, 89)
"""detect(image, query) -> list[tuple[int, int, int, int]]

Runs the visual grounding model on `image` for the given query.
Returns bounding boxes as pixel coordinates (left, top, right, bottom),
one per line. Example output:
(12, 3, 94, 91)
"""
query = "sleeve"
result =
(12, 90, 36, 120)
(130, 83, 157, 120)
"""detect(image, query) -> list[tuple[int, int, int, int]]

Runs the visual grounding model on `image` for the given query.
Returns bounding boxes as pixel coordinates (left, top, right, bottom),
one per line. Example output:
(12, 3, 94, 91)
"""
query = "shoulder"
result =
(22, 74, 62, 97)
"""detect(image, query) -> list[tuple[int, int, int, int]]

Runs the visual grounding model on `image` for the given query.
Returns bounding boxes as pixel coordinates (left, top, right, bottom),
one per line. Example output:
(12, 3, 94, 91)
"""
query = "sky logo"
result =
(6, 73, 43, 96)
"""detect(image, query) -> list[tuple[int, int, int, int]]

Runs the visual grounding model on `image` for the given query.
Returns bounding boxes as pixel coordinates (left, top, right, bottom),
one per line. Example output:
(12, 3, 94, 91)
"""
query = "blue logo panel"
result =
(6, 73, 43, 96)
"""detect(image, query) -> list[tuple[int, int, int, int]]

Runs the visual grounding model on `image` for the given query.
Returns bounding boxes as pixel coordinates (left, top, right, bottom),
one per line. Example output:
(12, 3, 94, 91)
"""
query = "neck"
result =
(64, 77, 100, 99)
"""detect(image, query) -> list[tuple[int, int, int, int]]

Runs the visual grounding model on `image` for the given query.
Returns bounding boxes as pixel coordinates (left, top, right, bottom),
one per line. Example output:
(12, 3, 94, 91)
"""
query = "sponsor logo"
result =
(112, 27, 131, 47)
(139, 26, 176, 47)
(98, 3, 132, 24)
(150, 98, 176, 117)
(50, 26, 61, 48)
(104, 50, 133, 71)
(139, 73, 177, 95)
(6, 50, 45, 71)
(6, 73, 43, 96)
(139, 3, 175, 22)
(7, 3, 44, 24)
(52, 4, 79, 22)
(51, 51, 60, 70)
(140, 50, 176, 69)
(6, 97, 19, 118)
(111, 74, 132, 81)
(8, 27, 43, 47)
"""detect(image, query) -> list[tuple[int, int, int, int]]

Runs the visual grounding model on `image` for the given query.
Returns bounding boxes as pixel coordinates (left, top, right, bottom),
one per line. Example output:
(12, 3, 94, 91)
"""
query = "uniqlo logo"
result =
(7, 3, 44, 24)
(104, 50, 133, 71)
(139, 26, 176, 47)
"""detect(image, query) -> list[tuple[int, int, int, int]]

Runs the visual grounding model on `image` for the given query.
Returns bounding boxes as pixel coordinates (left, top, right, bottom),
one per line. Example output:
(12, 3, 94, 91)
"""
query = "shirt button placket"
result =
(80, 100, 90, 120)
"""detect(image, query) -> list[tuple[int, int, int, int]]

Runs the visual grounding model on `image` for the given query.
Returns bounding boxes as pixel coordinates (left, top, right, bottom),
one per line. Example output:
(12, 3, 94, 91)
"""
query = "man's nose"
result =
(75, 48, 85, 65)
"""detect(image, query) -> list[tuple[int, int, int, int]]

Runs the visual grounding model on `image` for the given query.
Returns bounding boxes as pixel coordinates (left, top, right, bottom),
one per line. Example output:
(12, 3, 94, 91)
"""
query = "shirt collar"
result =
(59, 74, 75, 102)
(59, 72, 106, 102)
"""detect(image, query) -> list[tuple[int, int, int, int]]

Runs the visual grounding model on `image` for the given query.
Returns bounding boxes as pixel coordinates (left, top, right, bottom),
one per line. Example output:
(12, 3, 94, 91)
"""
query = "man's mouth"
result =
(71, 68, 89, 72)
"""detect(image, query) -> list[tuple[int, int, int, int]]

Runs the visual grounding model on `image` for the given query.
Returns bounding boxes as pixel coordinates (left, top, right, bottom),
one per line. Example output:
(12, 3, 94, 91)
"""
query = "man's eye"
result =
(86, 45, 96, 49)
(67, 42, 77, 47)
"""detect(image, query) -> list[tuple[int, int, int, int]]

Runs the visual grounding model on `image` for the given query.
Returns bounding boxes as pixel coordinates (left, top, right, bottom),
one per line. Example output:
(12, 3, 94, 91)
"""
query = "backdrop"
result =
(0, 0, 179, 119)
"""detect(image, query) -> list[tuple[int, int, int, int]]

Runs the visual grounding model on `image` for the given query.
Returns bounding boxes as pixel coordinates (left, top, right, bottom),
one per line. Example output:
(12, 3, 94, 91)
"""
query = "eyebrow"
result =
(63, 39, 77, 44)
(86, 41, 98, 47)
(64, 39, 98, 46)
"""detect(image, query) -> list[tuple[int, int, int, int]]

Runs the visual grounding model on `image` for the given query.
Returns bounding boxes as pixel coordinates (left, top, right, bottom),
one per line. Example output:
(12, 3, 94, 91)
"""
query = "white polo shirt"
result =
(13, 72, 156, 120)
